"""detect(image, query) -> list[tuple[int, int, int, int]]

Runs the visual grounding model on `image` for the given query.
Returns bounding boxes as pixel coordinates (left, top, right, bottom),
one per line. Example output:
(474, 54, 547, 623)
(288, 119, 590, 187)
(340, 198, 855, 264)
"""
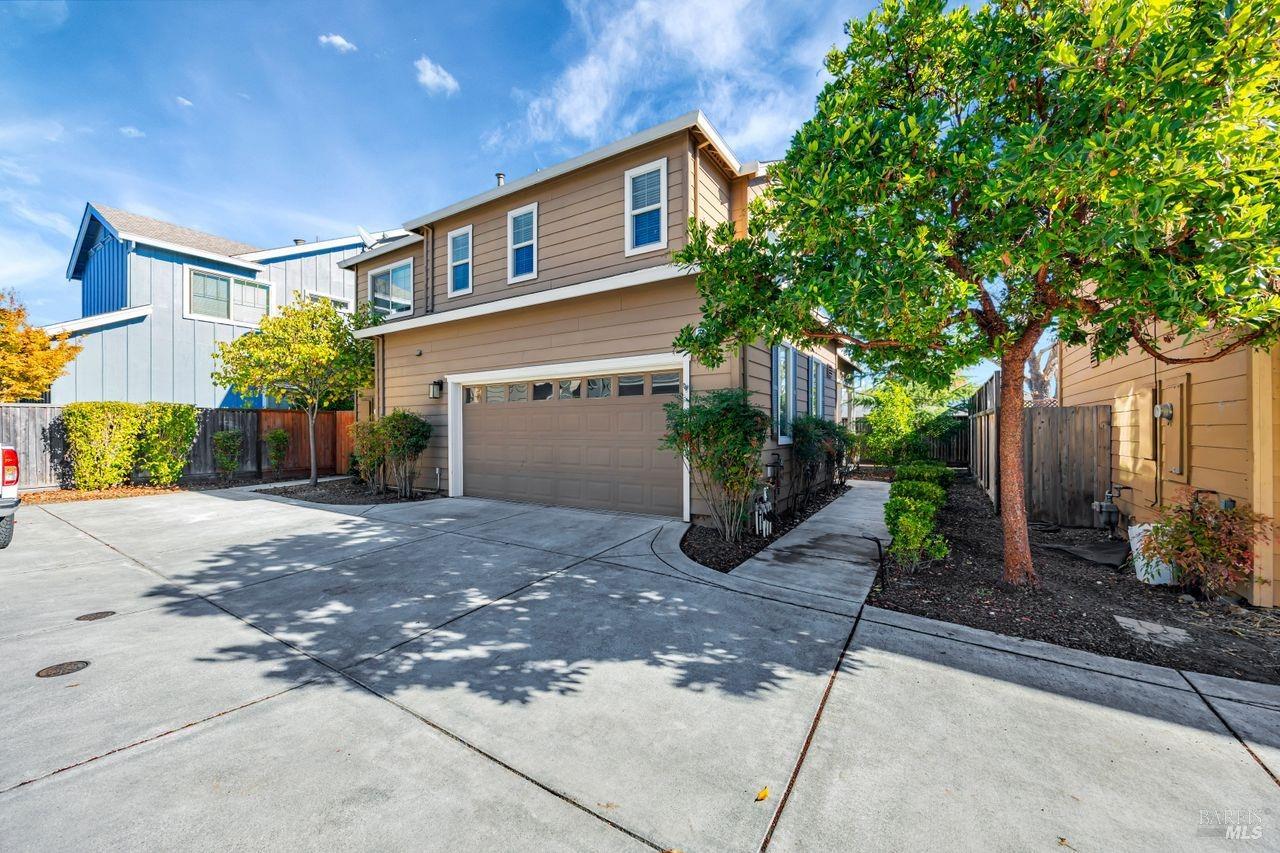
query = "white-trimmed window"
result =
(624, 157, 667, 256)
(369, 258, 412, 318)
(302, 291, 351, 313)
(187, 267, 270, 326)
(773, 345, 795, 443)
(448, 225, 472, 297)
(809, 356, 825, 417)
(507, 202, 537, 284)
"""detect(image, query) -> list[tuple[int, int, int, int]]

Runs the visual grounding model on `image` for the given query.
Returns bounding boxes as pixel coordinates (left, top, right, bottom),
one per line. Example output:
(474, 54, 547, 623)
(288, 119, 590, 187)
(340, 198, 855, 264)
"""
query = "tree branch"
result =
(1127, 320, 1275, 365)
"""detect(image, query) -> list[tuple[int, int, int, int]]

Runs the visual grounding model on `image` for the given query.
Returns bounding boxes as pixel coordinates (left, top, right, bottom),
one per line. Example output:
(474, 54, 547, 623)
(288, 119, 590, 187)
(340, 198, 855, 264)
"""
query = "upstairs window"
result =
(448, 225, 472, 297)
(773, 345, 795, 443)
(507, 203, 538, 283)
(188, 268, 270, 326)
(370, 259, 412, 318)
(624, 158, 667, 256)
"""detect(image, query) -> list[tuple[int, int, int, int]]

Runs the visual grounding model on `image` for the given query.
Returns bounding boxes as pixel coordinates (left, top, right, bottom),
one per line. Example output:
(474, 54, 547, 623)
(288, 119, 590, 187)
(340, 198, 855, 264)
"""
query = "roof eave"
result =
(336, 233, 424, 269)
(117, 232, 266, 272)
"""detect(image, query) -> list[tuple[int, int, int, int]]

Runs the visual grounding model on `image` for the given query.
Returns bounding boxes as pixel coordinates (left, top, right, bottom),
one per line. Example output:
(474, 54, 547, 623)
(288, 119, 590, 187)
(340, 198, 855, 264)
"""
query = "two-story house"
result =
(46, 202, 404, 406)
(342, 112, 851, 521)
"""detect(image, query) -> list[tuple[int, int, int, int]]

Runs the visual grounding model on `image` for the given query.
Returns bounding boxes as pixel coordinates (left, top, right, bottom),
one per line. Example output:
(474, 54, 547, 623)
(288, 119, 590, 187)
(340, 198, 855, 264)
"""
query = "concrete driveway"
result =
(1, 481, 1278, 851)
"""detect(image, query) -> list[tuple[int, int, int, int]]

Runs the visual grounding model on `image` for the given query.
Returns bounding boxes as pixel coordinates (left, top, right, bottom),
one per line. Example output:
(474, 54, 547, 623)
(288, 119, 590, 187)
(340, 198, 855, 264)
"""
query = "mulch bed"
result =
(868, 475, 1280, 684)
(21, 477, 275, 505)
(258, 478, 439, 505)
(682, 483, 851, 573)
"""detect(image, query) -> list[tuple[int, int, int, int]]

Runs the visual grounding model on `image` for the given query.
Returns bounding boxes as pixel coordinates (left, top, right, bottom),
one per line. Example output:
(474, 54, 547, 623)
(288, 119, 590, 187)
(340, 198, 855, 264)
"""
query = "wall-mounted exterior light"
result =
(429, 380, 444, 399)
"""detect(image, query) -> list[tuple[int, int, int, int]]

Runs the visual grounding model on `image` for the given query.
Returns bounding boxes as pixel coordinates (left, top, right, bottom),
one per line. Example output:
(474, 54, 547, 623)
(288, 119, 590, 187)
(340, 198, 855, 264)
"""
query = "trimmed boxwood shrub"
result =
(888, 479, 945, 509)
(137, 403, 198, 487)
(884, 495, 948, 570)
(62, 402, 146, 490)
(893, 460, 952, 487)
(212, 429, 243, 482)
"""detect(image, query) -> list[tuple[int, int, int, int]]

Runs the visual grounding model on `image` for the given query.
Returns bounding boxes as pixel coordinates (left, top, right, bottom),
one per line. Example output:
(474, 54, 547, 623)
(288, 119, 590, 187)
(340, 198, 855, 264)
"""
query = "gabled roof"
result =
(92, 203, 262, 257)
(401, 110, 746, 231)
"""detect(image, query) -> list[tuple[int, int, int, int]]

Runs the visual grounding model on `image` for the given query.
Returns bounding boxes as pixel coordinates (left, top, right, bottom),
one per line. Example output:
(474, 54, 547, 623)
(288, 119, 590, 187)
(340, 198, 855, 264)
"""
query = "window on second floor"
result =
(188, 268, 270, 326)
(809, 356, 825, 417)
(624, 157, 667, 256)
(302, 292, 352, 313)
(774, 344, 795, 443)
(507, 202, 538, 284)
(369, 259, 412, 318)
(448, 225, 472, 297)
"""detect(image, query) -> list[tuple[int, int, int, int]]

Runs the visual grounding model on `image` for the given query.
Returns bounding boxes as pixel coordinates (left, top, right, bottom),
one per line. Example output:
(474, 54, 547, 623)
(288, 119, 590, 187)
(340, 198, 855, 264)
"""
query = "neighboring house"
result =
(342, 111, 854, 522)
(1059, 337, 1278, 607)
(45, 202, 404, 407)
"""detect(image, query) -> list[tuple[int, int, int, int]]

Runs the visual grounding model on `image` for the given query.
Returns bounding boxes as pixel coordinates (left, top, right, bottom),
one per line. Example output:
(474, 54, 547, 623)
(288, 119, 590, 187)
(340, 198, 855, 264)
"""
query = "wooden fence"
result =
(0, 404, 353, 491)
(968, 371, 1112, 527)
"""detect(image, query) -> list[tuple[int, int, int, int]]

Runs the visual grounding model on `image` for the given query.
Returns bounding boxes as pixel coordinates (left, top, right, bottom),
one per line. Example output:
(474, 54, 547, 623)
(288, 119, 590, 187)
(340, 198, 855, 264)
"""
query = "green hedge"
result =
(884, 495, 948, 569)
(62, 402, 147, 490)
(888, 479, 945, 509)
(138, 403, 198, 486)
(893, 460, 952, 487)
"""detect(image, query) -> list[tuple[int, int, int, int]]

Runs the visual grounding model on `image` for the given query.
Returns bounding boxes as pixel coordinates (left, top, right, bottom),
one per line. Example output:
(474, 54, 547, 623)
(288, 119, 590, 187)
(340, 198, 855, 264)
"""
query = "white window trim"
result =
(446, 225, 473, 298)
(506, 202, 538, 284)
(446, 352, 692, 522)
(299, 290, 352, 313)
(623, 157, 668, 257)
(368, 257, 414, 319)
(182, 264, 271, 329)
(809, 356, 825, 417)
(775, 345, 796, 445)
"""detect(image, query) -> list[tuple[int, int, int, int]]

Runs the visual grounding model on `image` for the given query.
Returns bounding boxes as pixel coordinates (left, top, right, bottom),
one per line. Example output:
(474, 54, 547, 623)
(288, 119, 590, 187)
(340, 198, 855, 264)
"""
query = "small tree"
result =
(661, 388, 770, 543)
(212, 429, 243, 483)
(0, 290, 81, 402)
(349, 419, 389, 494)
(675, 0, 1280, 587)
(137, 403, 198, 487)
(264, 427, 290, 479)
(381, 410, 432, 498)
(213, 298, 376, 485)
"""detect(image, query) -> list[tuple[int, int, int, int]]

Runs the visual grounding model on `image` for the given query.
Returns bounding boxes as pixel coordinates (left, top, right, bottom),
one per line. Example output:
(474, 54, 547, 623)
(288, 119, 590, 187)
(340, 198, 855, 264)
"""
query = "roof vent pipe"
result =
(293, 238, 307, 245)
(495, 172, 505, 187)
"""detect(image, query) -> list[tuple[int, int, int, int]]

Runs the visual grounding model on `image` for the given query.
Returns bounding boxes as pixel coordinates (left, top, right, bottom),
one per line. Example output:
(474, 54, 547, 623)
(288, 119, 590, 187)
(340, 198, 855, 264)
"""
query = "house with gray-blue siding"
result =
(47, 203, 406, 407)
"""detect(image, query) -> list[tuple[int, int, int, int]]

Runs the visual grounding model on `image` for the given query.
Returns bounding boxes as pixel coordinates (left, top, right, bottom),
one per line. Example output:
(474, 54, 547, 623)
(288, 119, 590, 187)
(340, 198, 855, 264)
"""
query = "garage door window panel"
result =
(618, 374, 645, 396)
(559, 379, 582, 399)
(485, 385, 506, 403)
(508, 383, 529, 402)
(651, 371, 680, 395)
(588, 377, 612, 398)
(532, 381, 554, 401)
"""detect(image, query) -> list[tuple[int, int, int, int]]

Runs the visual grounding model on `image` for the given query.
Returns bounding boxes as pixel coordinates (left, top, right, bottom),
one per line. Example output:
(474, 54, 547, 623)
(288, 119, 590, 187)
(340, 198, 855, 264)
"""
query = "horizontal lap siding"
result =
(694, 142, 732, 229)
(355, 242, 428, 319)
(378, 277, 726, 512)
(429, 135, 689, 310)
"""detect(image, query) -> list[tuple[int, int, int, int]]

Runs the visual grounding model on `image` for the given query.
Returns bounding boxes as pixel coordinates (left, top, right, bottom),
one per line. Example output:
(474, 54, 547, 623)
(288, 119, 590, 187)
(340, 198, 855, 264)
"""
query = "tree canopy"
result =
(0, 290, 81, 402)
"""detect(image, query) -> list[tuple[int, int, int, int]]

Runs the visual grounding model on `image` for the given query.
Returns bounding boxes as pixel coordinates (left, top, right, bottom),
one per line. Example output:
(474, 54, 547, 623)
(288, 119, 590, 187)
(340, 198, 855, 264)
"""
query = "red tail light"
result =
(2, 448, 17, 487)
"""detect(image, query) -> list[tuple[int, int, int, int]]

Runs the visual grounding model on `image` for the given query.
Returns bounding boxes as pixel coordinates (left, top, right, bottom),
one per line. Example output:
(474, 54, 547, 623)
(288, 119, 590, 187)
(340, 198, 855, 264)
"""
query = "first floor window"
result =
(809, 357, 824, 417)
(371, 260, 412, 317)
(448, 226, 472, 296)
(507, 203, 537, 283)
(189, 269, 270, 325)
(624, 158, 667, 255)
(774, 345, 794, 442)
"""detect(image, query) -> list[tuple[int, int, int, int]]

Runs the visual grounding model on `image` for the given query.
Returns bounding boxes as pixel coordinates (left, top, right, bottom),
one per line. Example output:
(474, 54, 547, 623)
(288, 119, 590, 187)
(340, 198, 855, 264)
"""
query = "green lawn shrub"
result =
(62, 402, 147, 490)
(137, 403, 197, 487)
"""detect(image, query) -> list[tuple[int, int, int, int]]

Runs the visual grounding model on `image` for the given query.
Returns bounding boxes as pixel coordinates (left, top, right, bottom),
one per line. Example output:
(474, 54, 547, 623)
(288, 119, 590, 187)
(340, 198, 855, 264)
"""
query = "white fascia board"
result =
(236, 230, 409, 262)
(355, 262, 694, 339)
(403, 110, 744, 230)
(446, 351, 686, 386)
(336, 233, 423, 270)
(117, 232, 266, 272)
(45, 304, 152, 335)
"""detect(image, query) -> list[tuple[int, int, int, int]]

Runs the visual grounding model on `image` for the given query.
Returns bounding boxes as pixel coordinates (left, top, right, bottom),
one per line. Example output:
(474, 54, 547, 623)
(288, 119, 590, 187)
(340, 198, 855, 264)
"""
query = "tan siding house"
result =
(1060, 338, 1276, 607)
(342, 111, 849, 522)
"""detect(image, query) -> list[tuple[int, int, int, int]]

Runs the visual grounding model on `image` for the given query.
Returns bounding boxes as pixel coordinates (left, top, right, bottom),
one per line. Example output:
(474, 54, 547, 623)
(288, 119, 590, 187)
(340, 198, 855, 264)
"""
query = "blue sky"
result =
(0, 0, 866, 326)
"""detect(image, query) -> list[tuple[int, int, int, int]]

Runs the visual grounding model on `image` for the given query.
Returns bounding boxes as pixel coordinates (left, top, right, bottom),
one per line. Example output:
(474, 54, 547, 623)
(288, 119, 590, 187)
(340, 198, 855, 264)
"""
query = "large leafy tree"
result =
(676, 0, 1280, 587)
(213, 298, 378, 485)
(0, 290, 81, 402)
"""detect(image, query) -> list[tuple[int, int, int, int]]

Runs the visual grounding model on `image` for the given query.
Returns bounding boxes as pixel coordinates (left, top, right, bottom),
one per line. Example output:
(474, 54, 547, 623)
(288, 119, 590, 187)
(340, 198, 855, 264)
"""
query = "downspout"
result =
(423, 225, 434, 315)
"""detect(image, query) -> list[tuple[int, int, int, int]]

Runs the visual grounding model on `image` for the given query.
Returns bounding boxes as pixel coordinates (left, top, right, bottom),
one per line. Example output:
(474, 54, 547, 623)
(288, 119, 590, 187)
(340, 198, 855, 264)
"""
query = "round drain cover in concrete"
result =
(75, 611, 116, 622)
(37, 661, 89, 678)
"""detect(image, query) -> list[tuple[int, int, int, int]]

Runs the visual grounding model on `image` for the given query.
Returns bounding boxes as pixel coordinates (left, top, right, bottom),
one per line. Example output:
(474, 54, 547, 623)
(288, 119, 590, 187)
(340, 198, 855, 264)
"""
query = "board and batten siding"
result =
(52, 241, 363, 406)
(425, 135, 690, 313)
(1060, 336, 1275, 606)
(81, 231, 128, 317)
(375, 276, 729, 510)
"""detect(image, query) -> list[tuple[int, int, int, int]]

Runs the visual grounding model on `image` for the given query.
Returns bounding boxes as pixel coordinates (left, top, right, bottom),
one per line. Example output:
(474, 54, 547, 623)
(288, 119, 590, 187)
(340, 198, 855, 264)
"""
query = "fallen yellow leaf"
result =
(755, 786, 770, 802)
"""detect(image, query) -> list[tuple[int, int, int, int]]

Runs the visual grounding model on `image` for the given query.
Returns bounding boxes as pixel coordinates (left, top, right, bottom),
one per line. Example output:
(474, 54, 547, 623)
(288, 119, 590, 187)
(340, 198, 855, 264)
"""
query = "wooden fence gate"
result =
(968, 371, 1111, 527)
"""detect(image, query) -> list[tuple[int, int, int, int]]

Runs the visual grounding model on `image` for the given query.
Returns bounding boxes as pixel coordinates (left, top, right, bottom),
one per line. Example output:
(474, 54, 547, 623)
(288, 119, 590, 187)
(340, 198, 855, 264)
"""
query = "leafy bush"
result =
(1141, 488, 1271, 599)
(137, 403, 197, 487)
(859, 379, 969, 464)
(212, 429, 243, 482)
(349, 419, 389, 493)
(62, 402, 146, 490)
(381, 410, 433, 497)
(894, 460, 952, 487)
(662, 388, 770, 543)
(889, 479, 945, 509)
(264, 427, 290, 478)
(885, 495, 948, 570)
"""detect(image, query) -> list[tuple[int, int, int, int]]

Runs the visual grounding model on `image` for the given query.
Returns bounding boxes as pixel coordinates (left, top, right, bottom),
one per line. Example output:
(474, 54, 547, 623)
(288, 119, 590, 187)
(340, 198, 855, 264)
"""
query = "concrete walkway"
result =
(1, 479, 1277, 850)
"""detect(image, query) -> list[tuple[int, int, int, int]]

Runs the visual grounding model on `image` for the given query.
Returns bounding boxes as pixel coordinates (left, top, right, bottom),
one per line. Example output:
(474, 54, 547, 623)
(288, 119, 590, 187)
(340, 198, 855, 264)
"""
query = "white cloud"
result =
(0, 120, 64, 148)
(0, 189, 75, 238)
(318, 33, 357, 53)
(414, 55, 459, 96)
(236, 92, 252, 101)
(0, 157, 39, 185)
(118, 126, 145, 138)
(176, 96, 194, 108)
(0, 230, 66, 296)
(510, 0, 847, 160)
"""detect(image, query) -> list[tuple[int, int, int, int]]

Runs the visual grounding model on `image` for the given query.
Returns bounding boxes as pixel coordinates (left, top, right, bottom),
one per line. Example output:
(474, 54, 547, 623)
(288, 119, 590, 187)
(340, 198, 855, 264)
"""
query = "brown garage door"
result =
(462, 370, 683, 516)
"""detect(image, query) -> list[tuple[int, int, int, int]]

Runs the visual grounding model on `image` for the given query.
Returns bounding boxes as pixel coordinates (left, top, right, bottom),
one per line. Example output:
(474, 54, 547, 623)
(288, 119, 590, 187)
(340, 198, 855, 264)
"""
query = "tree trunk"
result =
(307, 409, 318, 486)
(997, 348, 1038, 588)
